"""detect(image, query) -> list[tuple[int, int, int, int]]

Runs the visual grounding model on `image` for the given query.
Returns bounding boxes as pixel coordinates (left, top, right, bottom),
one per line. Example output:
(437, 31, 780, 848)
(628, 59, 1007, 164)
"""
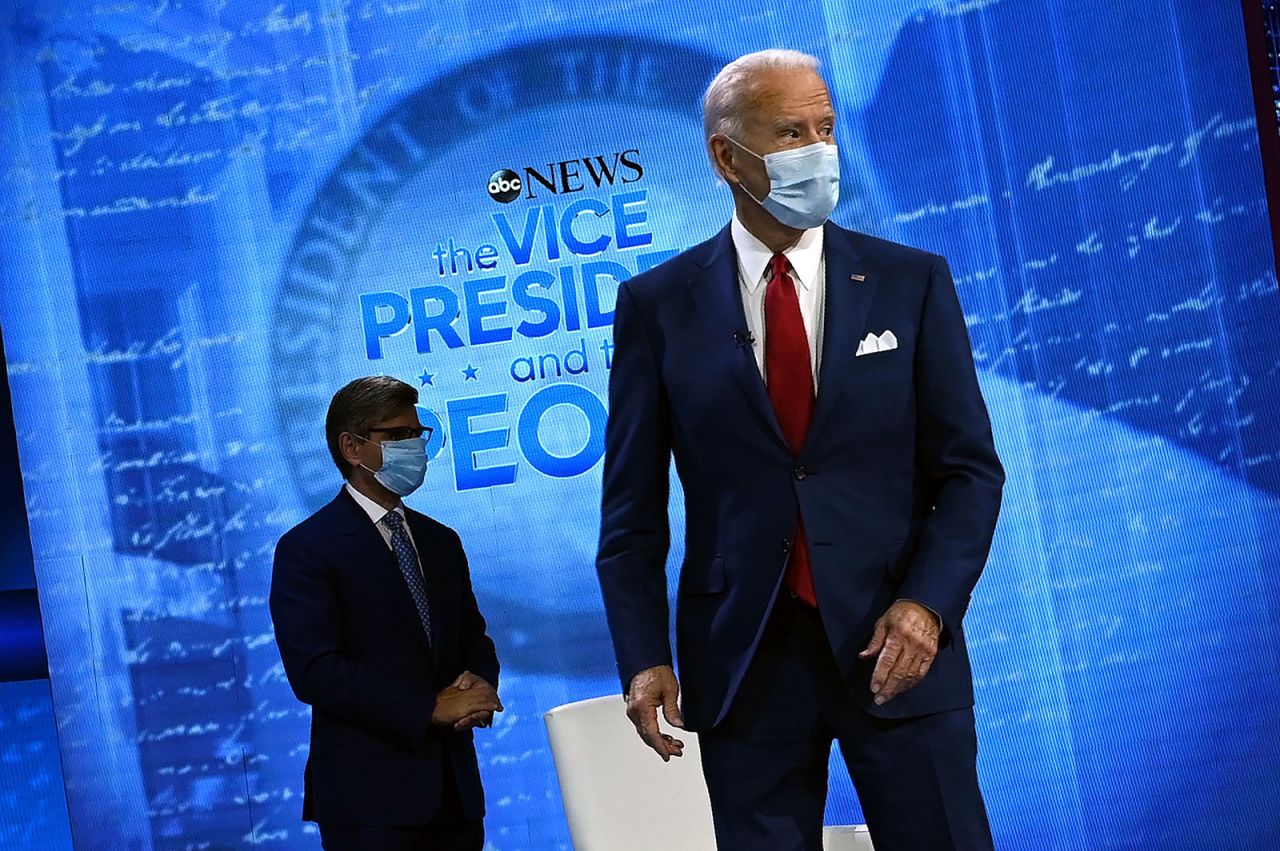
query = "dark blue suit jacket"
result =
(597, 222, 1003, 731)
(270, 488, 499, 825)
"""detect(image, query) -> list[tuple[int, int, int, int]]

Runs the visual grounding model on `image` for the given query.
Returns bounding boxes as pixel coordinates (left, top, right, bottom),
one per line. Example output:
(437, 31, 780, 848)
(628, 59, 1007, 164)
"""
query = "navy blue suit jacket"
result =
(270, 488, 499, 825)
(597, 222, 1003, 731)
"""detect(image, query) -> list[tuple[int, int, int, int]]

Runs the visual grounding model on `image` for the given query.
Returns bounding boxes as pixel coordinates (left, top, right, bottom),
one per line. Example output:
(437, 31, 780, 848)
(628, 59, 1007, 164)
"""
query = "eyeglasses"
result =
(365, 425, 433, 442)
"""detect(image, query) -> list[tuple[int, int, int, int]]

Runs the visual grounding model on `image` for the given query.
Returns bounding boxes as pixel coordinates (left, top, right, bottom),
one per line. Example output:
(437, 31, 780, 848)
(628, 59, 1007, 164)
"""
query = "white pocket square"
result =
(856, 330, 898, 357)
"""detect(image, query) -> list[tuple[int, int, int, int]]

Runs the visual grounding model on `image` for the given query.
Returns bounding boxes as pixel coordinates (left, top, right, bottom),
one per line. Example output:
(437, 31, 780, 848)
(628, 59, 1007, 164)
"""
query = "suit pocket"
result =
(310, 714, 370, 757)
(884, 538, 912, 583)
(681, 555, 726, 595)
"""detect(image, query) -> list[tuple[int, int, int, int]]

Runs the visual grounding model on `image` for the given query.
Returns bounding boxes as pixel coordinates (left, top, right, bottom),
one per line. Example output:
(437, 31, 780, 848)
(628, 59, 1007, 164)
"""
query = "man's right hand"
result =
(626, 665, 685, 761)
(432, 679, 503, 727)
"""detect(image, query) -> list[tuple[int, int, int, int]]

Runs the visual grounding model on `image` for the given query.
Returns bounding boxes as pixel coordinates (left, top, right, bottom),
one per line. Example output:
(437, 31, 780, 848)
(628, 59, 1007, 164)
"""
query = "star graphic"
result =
(418, 369, 435, 387)
(462, 364, 479, 381)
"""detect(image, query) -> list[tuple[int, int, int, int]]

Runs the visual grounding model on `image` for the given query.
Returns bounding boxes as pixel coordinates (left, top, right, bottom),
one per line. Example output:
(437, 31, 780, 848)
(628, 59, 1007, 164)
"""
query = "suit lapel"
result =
(683, 227, 787, 447)
(806, 225, 878, 450)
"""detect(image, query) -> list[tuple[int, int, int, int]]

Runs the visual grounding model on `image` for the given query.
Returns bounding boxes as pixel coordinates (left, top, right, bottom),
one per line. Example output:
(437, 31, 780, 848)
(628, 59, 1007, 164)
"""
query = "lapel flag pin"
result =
(850, 273, 866, 282)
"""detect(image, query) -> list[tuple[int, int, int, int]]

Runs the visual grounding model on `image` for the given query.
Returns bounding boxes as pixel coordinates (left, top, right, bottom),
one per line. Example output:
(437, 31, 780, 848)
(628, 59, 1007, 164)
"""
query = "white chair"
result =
(544, 695, 874, 850)
(824, 825, 876, 850)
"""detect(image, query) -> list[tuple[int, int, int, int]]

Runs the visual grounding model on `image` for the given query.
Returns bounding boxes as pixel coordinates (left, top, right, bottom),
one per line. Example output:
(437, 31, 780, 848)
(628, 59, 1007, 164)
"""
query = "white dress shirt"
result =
(730, 212, 827, 389)
(345, 481, 423, 571)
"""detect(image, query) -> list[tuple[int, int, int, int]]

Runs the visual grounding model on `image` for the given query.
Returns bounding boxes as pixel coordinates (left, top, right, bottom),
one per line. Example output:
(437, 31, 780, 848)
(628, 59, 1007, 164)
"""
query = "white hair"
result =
(702, 49, 822, 168)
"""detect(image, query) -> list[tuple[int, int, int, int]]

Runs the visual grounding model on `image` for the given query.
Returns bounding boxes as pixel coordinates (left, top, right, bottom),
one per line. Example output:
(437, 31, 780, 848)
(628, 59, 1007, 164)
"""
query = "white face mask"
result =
(727, 138, 841, 230)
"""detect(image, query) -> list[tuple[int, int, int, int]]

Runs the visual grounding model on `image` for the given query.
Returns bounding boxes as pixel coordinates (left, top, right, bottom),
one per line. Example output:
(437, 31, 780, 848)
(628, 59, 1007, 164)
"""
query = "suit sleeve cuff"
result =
(620, 655, 673, 696)
(895, 597, 953, 647)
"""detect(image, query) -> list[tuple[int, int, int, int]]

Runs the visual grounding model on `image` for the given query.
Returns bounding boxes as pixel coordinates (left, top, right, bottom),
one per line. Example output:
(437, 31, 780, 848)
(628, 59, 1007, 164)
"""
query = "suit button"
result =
(781, 539, 792, 553)
(793, 466, 808, 480)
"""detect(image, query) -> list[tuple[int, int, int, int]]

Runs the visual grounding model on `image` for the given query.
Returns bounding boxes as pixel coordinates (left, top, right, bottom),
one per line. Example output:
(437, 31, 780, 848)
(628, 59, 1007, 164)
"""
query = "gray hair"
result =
(702, 49, 822, 169)
(325, 375, 418, 476)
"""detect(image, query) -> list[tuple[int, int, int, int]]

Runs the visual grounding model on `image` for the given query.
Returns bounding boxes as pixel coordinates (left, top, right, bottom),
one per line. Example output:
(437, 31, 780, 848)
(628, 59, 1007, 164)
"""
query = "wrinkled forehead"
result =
(739, 68, 833, 122)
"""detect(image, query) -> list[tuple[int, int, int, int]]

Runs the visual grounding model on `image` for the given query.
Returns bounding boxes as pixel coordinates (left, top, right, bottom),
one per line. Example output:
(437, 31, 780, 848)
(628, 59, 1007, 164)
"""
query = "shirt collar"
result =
(730, 212, 825, 294)
(345, 481, 404, 526)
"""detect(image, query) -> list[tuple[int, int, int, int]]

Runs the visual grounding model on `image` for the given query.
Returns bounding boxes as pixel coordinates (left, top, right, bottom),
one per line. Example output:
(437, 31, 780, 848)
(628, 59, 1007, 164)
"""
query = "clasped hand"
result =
(432, 671, 503, 732)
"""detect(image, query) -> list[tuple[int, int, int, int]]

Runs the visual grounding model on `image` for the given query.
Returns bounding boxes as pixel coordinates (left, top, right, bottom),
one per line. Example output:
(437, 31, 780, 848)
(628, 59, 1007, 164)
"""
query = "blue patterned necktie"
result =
(381, 510, 432, 645)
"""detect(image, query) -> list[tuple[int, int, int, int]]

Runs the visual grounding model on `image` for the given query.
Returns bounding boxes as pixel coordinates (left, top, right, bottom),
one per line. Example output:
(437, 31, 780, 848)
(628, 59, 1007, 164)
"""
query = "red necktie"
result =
(765, 253, 818, 607)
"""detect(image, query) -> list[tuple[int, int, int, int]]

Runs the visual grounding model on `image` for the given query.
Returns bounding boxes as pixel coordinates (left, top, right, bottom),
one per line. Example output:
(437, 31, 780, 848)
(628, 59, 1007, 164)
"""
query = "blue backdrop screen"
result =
(0, 329, 72, 849)
(2, 1, 1279, 849)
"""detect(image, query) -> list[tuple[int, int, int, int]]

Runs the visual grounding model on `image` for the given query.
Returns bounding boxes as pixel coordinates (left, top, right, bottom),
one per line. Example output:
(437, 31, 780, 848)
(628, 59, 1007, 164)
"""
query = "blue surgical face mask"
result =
(727, 138, 840, 230)
(354, 434, 428, 497)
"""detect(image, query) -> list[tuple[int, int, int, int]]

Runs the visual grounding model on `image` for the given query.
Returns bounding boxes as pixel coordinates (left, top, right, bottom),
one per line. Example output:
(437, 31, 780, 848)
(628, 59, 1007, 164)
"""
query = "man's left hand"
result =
(447, 671, 499, 731)
(859, 600, 941, 705)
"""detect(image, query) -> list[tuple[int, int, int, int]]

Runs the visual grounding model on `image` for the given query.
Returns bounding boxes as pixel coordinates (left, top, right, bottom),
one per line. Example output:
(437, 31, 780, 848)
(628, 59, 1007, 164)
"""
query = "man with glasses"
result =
(271, 375, 502, 851)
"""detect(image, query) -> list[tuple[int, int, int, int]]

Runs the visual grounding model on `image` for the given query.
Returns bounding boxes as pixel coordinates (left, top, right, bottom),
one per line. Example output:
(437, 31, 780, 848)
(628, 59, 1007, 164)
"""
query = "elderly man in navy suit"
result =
(271, 376, 502, 851)
(597, 49, 1004, 850)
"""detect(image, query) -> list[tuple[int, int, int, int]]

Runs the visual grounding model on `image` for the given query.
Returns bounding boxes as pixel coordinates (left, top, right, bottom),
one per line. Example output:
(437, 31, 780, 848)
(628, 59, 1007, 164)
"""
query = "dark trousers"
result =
(318, 756, 483, 851)
(698, 595, 995, 851)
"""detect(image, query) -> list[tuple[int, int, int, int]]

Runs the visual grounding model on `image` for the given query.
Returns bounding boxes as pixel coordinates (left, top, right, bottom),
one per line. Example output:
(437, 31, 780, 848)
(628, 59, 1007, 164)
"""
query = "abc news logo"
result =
(487, 149, 644, 203)
(488, 169, 523, 203)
